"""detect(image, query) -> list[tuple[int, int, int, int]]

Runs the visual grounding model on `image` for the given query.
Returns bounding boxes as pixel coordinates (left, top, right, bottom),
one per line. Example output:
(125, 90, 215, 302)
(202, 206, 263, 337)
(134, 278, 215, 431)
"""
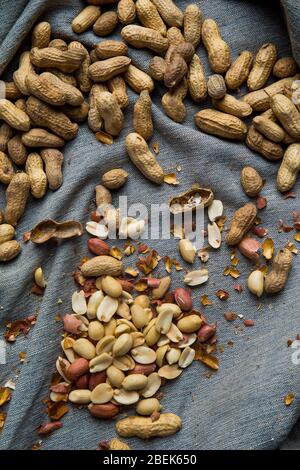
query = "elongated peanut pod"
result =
(25, 153, 47, 199)
(202, 19, 231, 74)
(0, 151, 14, 184)
(265, 249, 292, 294)
(194, 109, 247, 140)
(188, 54, 207, 102)
(72, 6, 101, 33)
(247, 43, 277, 91)
(246, 125, 283, 161)
(32, 22, 51, 48)
(151, 0, 183, 28)
(0, 100, 30, 132)
(277, 144, 300, 192)
(136, 0, 167, 36)
(183, 4, 203, 48)
(225, 51, 253, 90)
(4, 172, 30, 226)
(271, 93, 300, 140)
(41, 149, 64, 191)
(96, 91, 124, 136)
(13, 51, 35, 95)
(133, 90, 153, 141)
(226, 203, 257, 246)
(125, 132, 164, 184)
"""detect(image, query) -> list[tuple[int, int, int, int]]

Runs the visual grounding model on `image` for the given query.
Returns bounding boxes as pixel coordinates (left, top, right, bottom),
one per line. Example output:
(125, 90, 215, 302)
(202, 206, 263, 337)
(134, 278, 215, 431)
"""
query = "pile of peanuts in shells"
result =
(1, 0, 300, 447)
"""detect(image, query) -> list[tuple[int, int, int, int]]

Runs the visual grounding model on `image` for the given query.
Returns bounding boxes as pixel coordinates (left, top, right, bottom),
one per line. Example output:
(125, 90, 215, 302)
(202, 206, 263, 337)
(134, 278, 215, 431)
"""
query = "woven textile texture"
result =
(0, 0, 300, 450)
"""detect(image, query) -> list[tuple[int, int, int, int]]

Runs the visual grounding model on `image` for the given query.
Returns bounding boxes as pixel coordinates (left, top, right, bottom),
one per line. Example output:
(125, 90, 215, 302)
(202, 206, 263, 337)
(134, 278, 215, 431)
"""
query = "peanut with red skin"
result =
(88, 238, 110, 256)
(88, 403, 120, 419)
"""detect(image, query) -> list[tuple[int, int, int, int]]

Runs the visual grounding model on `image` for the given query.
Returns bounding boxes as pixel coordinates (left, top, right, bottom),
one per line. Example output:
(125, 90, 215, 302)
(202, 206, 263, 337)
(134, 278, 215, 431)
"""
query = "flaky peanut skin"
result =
(265, 249, 292, 294)
(202, 19, 231, 74)
(226, 203, 257, 246)
(277, 143, 300, 192)
(116, 413, 182, 439)
(125, 132, 164, 184)
(4, 172, 30, 226)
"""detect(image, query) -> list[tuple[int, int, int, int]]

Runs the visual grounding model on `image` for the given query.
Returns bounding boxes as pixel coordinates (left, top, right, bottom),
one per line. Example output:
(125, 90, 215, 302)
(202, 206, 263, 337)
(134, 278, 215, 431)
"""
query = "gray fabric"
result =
(0, 0, 300, 451)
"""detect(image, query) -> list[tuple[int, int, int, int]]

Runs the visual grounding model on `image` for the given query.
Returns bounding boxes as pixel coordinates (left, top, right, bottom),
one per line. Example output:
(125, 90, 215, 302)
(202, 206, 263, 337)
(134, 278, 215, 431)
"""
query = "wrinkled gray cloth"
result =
(0, 0, 300, 451)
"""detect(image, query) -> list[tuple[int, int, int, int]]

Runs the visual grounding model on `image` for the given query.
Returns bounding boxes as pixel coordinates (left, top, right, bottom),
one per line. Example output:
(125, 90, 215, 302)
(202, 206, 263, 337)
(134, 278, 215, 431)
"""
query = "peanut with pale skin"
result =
(0, 224, 15, 245)
(41, 149, 64, 190)
(116, 413, 182, 439)
(89, 56, 131, 82)
(121, 25, 169, 54)
(4, 172, 30, 226)
(22, 129, 65, 148)
(0, 152, 14, 184)
(271, 93, 300, 140)
(246, 125, 283, 161)
(225, 51, 253, 90)
(93, 11, 118, 36)
(124, 65, 154, 93)
(118, 0, 136, 25)
(277, 143, 300, 192)
(0, 100, 30, 132)
(273, 57, 298, 79)
(136, 0, 167, 37)
(226, 202, 257, 246)
(149, 56, 166, 81)
(25, 153, 47, 198)
(247, 43, 277, 91)
(13, 51, 35, 96)
(194, 109, 247, 141)
(151, 0, 183, 28)
(125, 132, 164, 184)
(162, 78, 188, 123)
(97, 91, 124, 136)
(72, 5, 101, 33)
(31, 22, 51, 48)
(240, 166, 264, 197)
(133, 90, 153, 141)
(26, 97, 79, 141)
(212, 94, 252, 118)
(108, 76, 129, 109)
(183, 4, 203, 48)
(207, 74, 227, 99)
(8, 134, 28, 165)
(81, 255, 123, 277)
(102, 169, 128, 189)
(265, 249, 293, 294)
(30, 47, 85, 73)
(187, 54, 207, 102)
(0, 240, 21, 262)
(202, 19, 231, 74)
(95, 40, 128, 59)
(252, 116, 285, 143)
(0, 123, 14, 152)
